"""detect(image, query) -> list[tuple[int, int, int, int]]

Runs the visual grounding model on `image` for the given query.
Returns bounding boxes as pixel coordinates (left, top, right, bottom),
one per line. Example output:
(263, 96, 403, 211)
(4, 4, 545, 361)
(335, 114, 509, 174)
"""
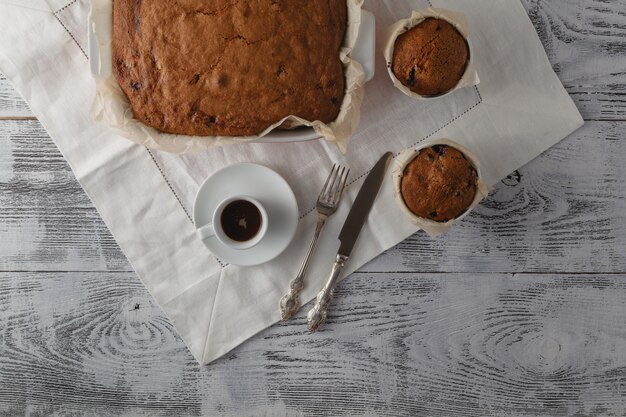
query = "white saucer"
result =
(193, 163, 299, 267)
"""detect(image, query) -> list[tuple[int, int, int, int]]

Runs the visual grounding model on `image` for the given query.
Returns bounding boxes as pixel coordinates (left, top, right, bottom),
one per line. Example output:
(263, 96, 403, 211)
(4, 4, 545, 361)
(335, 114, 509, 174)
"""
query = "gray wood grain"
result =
(367, 119, 626, 274)
(0, 74, 32, 118)
(0, 119, 130, 271)
(1, 118, 624, 273)
(521, 0, 626, 121)
(1, 271, 625, 416)
(1, 1, 626, 121)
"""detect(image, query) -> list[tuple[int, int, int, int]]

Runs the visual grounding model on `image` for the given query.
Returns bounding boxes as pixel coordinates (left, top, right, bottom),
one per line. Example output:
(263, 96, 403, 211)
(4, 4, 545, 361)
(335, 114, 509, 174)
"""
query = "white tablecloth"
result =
(0, 0, 583, 364)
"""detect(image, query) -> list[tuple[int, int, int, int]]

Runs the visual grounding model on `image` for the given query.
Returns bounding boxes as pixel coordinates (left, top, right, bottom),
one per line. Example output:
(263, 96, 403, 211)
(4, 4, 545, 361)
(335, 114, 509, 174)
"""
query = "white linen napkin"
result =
(0, 0, 583, 365)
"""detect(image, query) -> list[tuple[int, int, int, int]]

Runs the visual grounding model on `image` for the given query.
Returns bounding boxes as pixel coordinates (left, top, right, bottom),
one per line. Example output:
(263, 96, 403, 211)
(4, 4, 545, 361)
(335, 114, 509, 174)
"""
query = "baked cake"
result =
(112, 0, 347, 136)
(400, 144, 477, 222)
(391, 17, 469, 96)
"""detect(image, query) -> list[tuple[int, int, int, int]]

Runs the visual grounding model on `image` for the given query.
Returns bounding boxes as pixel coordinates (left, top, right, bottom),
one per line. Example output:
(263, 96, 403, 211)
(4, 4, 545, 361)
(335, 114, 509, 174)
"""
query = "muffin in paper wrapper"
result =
(382, 7, 480, 100)
(90, 0, 365, 154)
(392, 139, 489, 237)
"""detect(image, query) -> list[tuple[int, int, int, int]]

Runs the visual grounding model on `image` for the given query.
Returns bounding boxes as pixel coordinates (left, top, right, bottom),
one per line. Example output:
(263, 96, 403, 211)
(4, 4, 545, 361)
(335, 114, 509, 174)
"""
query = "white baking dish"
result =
(88, 6, 376, 144)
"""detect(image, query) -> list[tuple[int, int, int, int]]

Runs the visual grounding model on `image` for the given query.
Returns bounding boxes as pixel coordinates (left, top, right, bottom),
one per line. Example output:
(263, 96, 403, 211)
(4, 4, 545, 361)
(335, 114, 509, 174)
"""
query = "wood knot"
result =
(501, 170, 522, 187)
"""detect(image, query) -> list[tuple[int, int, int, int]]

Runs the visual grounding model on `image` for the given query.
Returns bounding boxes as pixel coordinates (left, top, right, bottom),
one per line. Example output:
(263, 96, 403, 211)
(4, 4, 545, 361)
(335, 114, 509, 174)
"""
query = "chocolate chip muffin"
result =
(112, 0, 347, 136)
(391, 17, 469, 96)
(400, 144, 477, 222)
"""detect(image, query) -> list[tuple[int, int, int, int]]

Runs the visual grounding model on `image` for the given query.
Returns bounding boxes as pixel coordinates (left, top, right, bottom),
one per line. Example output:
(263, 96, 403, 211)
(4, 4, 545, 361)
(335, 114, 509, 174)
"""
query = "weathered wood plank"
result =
(0, 74, 32, 118)
(1, 119, 624, 273)
(1, 271, 625, 416)
(0, 271, 198, 416)
(521, 0, 626, 121)
(0, 119, 130, 271)
(2, 0, 626, 120)
(364, 119, 626, 273)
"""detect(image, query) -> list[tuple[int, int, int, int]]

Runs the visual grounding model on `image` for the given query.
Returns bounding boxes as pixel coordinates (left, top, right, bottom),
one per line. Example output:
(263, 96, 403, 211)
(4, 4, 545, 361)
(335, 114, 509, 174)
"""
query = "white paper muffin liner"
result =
(382, 7, 480, 100)
(392, 139, 489, 237)
(90, 0, 365, 154)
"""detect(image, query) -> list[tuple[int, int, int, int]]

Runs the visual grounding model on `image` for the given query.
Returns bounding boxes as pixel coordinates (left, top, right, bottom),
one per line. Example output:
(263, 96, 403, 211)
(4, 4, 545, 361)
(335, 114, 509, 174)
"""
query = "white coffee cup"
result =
(196, 196, 268, 250)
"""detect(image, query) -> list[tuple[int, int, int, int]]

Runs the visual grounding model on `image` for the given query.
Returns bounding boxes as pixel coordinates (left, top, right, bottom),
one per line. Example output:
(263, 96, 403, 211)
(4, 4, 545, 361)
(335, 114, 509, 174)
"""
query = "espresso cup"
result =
(196, 196, 268, 250)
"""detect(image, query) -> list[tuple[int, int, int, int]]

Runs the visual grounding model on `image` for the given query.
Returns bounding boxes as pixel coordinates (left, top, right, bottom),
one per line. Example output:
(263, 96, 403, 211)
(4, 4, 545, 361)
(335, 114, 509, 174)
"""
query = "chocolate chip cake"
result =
(392, 17, 469, 96)
(112, 0, 347, 136)
(400, 144, 477, 222)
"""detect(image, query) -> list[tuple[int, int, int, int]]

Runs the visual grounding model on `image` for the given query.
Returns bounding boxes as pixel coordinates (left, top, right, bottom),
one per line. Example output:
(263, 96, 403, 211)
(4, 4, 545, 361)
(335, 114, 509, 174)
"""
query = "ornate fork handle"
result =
(307, 253, 347, 332)
(279, 214, 327, 320)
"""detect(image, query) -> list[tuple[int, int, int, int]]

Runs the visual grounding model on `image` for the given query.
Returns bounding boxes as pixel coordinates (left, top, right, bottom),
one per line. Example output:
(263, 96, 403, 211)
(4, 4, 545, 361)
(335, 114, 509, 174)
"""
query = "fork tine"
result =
(332, 167, 349, 205)
(322, 164, 340, 201)
(340, 168, 350, 201)
(334, 166, 346, 200)
(327, 166, 341, 205)
(318, 164, 337, 200)
(327, 165, 346, 202)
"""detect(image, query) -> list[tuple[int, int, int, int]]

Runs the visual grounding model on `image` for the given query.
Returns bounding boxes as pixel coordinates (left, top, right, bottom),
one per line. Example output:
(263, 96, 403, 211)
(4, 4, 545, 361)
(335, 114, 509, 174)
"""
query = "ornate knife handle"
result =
(307, 254, 348, 332)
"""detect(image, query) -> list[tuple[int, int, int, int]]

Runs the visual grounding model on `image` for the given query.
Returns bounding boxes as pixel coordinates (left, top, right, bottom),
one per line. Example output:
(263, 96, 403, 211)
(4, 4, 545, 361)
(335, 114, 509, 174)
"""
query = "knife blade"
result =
(307, 151, 393, 331)
(338, 152, 393, 257)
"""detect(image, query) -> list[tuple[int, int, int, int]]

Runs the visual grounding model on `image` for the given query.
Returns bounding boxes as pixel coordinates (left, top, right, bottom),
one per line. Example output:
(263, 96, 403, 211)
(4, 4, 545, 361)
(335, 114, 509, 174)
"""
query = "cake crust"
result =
(112, 0, 347, 136)
(391, 17, 469, 97)
(400, 144, 477, 222)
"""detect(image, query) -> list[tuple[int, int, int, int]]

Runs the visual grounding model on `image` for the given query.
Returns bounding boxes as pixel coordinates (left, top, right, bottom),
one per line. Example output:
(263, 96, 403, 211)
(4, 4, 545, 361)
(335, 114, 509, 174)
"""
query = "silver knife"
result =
(307, 152, 393, 332)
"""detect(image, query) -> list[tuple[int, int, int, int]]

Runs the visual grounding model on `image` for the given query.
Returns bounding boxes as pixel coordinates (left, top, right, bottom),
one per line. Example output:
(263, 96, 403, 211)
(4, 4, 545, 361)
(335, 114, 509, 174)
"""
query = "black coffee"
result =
(220, 200, 262, 242)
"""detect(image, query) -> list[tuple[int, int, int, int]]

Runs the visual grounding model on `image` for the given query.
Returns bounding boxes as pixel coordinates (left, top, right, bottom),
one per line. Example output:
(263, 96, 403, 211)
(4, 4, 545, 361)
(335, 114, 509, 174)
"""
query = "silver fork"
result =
(280, 164, 350, 321)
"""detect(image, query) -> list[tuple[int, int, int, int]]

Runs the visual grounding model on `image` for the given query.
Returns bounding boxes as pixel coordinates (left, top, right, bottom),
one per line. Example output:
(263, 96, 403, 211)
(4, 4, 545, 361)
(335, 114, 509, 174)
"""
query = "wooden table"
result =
(1, 1, 625, 415)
